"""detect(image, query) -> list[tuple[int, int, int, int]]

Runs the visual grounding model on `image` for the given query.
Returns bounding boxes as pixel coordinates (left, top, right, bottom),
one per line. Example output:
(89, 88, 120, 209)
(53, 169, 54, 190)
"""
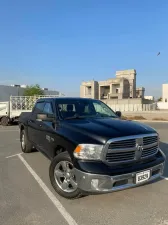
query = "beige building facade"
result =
(80, 69, 145, 100)
(162, 84, 168, 103)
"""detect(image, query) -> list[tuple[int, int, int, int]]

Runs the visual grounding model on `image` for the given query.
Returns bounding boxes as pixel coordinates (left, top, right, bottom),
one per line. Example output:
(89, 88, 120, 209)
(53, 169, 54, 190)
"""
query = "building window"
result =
(116, 88, 120, 94)
(165, 98, 167, 102)
(86, 86, 91, 95)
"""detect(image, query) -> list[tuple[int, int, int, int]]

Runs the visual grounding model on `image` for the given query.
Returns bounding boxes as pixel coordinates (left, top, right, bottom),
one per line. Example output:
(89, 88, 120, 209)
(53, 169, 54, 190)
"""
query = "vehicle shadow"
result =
(160, 141, 168, 177)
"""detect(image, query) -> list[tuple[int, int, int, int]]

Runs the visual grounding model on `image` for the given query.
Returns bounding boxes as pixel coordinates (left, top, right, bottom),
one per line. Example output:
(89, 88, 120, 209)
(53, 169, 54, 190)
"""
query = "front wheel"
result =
(20, 129, 33, 153)
(49, 152, 83, 199)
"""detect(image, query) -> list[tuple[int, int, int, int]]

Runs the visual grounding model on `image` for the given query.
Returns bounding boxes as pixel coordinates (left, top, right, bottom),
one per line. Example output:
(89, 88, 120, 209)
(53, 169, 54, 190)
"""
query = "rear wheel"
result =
(1, 116, 9, 126)
(49, 152, 83, 199)
(20, 129, 33, 153)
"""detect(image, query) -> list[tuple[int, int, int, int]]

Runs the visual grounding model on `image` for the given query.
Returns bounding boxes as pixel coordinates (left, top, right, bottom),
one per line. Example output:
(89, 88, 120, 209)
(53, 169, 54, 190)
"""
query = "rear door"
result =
(27, 101, 45, 146)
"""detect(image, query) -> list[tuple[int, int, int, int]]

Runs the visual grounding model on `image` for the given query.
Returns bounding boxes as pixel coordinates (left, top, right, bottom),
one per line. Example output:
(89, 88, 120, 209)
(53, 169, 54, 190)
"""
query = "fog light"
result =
(91, 179, 99, 190)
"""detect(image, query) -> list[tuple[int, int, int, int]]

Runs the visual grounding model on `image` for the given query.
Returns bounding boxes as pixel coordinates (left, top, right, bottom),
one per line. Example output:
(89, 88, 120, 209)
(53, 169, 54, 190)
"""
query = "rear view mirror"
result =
(116, 111, 122, 118)
(36, 113, 55, 122)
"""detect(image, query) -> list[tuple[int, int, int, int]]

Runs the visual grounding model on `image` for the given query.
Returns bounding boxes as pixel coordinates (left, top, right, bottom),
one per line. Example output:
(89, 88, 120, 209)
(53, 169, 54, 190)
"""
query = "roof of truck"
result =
(37, 97, 94, 102)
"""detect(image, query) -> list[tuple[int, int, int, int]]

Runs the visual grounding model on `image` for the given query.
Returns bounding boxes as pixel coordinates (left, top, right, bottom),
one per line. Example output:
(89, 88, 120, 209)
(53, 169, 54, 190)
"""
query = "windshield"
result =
(57, 99, 117, 120)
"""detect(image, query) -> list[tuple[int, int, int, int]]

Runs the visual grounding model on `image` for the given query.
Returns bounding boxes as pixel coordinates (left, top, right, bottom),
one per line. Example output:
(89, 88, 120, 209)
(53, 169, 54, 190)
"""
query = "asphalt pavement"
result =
(0, 122, 168, 225)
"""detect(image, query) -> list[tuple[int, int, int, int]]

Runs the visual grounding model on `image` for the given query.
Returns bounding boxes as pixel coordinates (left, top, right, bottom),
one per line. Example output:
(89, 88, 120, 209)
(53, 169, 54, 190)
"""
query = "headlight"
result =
(74, 144, 104, 160)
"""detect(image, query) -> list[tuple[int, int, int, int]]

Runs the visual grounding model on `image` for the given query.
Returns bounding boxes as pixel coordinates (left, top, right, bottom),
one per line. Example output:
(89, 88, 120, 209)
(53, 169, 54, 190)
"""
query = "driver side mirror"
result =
(116, 111, 122, 118)
(36, 113, 55, 122)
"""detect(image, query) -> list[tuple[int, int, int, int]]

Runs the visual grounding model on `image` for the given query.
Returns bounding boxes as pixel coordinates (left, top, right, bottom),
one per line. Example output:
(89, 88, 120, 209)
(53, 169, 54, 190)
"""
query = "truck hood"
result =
(62, 118, 156, 144)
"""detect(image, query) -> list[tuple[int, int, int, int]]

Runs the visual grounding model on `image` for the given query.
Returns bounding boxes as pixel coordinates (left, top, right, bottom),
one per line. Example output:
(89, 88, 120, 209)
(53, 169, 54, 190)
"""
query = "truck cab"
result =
(19, 97, 165, 199)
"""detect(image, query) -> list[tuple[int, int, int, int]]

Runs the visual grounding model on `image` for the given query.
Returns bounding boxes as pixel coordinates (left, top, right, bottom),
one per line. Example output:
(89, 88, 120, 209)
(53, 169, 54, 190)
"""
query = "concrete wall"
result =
(107, 104, 157, 112)
(102, 98, 153, 105)
(102, 98, 143, 105)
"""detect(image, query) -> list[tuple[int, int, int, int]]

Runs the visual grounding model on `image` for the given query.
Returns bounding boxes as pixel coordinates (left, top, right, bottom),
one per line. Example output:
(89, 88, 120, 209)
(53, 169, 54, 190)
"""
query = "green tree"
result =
(23, 84, 44, 96)
(157, 97, 162, 102)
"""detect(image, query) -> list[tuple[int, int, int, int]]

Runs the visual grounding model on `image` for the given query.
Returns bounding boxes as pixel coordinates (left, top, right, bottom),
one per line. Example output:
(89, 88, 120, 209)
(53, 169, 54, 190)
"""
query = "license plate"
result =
(136, 170, 150, 184)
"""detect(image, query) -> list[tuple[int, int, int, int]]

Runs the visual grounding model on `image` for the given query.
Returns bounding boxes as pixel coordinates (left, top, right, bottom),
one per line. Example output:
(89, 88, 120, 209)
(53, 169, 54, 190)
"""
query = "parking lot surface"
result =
(0, 122, 168, 225)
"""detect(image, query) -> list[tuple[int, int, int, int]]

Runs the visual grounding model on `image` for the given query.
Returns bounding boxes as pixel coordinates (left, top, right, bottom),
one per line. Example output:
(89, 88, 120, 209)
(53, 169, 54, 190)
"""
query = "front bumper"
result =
(74, 163, 165, 193)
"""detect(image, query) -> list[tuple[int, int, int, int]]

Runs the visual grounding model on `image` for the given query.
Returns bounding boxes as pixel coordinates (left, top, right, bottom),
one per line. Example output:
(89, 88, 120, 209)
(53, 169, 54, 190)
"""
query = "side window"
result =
(58, 104, 76, 118)
(33, 102, 45, 113)
(58, 104, 76, 112)
(43, 102, 54, 114)
(32, 102, 45, 118)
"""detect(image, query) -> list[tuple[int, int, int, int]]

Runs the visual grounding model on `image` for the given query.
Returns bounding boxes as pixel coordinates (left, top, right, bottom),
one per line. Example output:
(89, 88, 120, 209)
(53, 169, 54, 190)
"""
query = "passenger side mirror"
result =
(36, 113, 55, 122)
(116, 111, 122, 118)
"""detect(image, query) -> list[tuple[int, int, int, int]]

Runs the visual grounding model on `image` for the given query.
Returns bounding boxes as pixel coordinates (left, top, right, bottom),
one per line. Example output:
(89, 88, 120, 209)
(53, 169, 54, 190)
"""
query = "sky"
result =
(0, 0, 168, 98)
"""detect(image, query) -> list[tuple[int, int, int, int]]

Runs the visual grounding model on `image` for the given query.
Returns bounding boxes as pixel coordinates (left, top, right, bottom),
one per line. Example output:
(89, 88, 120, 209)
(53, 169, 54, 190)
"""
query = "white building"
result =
(144, 96, 154, 101)
(163, 84, 168, 103)
(157, 84, 168, 109)
(0, 84, 60, 102)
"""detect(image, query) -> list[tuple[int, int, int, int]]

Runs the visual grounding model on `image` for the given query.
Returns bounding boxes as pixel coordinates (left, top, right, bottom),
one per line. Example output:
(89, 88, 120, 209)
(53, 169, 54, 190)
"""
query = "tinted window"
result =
(34, 102, 44, 111)
(93, 102, 113, 117)
(32, 102, 45, 118)
(58, 104, 76, 118)
(57, 100, 117, 119)
(43, 102, 54, 114)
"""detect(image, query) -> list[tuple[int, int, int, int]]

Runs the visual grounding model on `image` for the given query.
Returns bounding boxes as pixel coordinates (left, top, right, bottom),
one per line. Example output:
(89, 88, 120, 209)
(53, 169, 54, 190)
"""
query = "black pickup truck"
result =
(19, 97, 165, 199)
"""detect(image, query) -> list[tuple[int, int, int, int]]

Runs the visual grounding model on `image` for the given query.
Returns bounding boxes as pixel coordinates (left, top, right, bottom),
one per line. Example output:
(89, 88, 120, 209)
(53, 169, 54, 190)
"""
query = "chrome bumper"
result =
(74, 163, 164, 193)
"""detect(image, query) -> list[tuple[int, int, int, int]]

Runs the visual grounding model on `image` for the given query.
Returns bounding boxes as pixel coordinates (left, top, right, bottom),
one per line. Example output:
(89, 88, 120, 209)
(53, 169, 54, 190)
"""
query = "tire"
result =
(20, 129, 33, 153)
(1, 116, 9, 126)
(49, 152, 83, 199)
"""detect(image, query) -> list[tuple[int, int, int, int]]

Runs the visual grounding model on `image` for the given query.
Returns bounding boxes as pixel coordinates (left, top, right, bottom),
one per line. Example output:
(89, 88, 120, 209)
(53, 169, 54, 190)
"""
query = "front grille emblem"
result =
(137, 144, 143, 152)
(135, 143, 143, 160)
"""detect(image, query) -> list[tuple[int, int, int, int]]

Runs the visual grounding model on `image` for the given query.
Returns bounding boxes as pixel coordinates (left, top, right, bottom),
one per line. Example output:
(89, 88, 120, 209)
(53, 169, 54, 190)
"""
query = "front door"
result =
(27, 101, 45, 147)
(38, 101, 57, 159)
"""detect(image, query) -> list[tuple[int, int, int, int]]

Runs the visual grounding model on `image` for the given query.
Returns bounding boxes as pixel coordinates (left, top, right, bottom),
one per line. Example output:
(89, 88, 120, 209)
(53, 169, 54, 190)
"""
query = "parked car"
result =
(19, 97, 165, 199)
(0, 95, 62, 126)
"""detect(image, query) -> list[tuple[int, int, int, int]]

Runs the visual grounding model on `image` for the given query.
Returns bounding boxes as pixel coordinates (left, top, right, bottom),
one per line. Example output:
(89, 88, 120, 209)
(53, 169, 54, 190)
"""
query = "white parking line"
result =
(161, 176, 168, 181)
(0, 130, 19, 132)
(17, 154, 78, 225)
(6, 153, 168, 225)
(6, 153, 23, 158)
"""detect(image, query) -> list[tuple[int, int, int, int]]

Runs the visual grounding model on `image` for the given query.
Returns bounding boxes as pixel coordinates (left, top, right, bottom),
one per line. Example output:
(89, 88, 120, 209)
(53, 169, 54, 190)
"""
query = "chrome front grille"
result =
(143, 136, 158, 146)
(105, 134, 159, 164)
(142, 145, 158, 158)
(109, 139, 136, 149)
(106, 151, 135, 162)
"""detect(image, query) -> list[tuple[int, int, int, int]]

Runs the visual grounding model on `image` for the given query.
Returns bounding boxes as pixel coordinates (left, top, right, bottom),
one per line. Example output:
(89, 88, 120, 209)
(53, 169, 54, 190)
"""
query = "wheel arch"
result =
(53, 142, 76, 160)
